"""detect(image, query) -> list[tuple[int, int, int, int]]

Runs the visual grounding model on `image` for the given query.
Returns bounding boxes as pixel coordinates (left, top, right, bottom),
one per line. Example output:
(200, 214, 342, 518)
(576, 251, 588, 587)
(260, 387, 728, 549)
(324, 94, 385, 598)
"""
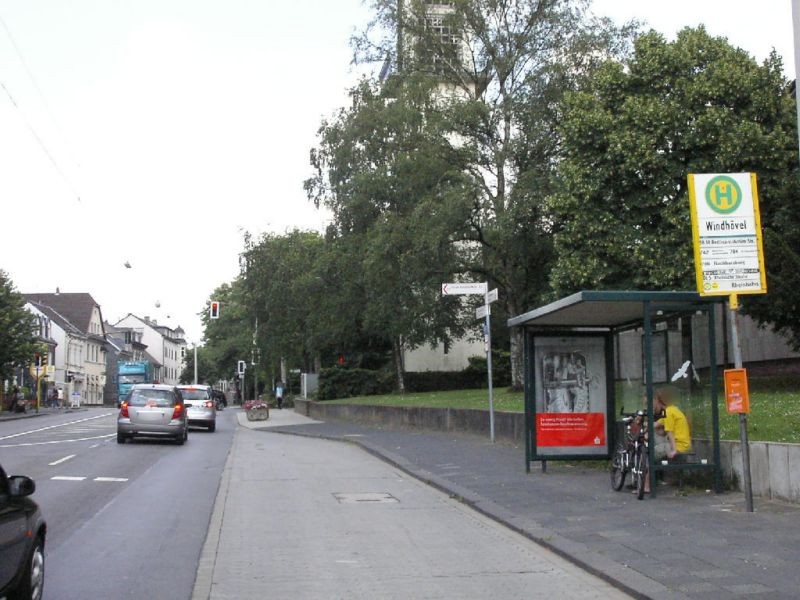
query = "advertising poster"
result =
(533, 336, 608, 456)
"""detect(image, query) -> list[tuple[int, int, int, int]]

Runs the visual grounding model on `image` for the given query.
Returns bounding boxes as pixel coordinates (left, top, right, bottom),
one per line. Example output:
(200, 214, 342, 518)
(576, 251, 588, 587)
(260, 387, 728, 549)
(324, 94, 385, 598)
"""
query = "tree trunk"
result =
(509, 326, 524, 391)
(393, 336, 406, 394)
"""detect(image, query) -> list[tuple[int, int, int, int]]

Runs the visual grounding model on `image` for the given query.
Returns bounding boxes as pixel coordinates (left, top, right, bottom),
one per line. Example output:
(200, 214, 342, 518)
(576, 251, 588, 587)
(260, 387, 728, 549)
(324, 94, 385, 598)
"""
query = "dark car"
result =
(211, 389, 227, 410)
(0, 463, 46, 600)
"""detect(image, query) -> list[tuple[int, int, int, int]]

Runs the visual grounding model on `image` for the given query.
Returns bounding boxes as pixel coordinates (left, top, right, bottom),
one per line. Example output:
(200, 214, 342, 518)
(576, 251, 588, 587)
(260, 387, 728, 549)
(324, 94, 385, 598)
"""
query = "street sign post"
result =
(442, 282, 488, 295)
(689, 173, 766, 513)
(443, 282, 498, 442)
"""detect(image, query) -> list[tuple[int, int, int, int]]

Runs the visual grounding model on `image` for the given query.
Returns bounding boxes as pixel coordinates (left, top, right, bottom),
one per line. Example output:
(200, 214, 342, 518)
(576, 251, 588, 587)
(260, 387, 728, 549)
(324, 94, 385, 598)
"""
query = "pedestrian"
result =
(275, 381, 284, 409)
(48, 386, 59, 408)
(57, 386, 64, 408)
(9, 385, 22, 412)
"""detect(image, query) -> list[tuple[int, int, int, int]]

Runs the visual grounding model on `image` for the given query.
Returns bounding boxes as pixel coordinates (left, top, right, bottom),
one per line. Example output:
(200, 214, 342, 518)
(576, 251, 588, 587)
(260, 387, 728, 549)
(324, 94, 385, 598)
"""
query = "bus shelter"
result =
(508, 291, 724, 497)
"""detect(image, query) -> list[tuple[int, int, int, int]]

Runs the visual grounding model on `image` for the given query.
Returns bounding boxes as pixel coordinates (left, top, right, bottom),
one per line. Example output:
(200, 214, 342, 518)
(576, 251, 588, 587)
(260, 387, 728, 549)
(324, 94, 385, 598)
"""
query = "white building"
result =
(113, 315, 187, 385)
(25, 293, 107, 405)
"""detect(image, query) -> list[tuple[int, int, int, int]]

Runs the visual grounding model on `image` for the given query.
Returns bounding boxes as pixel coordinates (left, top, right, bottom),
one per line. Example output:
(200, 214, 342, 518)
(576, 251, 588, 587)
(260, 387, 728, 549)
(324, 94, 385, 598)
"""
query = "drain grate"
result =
(333, 492, 399, 504)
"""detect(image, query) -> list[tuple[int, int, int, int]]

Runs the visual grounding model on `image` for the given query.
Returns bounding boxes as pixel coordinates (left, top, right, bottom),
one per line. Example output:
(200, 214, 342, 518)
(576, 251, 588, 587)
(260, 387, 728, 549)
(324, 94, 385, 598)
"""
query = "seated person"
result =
(642, 388, 691, 494)
(653, 387, 691, 461)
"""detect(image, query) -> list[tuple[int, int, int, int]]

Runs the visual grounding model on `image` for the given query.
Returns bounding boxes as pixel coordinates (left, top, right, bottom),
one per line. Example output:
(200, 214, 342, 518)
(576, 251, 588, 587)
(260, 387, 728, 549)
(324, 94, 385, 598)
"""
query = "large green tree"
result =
(549, 27, 799, 296)
(307, 76, 470, 390)
(0, 270, 37, 390)
(349, 0, 633, 387)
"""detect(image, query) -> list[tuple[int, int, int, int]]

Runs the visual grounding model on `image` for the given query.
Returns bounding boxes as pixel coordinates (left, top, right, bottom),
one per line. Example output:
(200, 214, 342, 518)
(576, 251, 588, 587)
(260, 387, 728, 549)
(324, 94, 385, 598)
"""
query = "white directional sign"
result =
(476, 305, 489, 319)
(486, 288, 498, 303)
(688, 173, 767, 296)
(441, 282, 488, 295)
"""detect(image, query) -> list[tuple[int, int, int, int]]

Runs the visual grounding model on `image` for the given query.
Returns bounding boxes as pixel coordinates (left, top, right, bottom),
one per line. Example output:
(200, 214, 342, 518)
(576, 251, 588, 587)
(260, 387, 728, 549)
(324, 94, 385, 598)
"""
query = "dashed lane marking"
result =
(0, 413, 115, 441)
(51, 476, 86, 481)
(49, 454, 76, 466)
(0, 433, 115, 448)
(94, 477, 128, 482)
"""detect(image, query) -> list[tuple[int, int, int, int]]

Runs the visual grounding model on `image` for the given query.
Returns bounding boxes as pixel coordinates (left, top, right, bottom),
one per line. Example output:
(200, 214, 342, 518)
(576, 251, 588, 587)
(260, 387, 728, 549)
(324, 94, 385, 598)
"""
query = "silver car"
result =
(117, 384, 188, 444)
(177, 385, 216, 432)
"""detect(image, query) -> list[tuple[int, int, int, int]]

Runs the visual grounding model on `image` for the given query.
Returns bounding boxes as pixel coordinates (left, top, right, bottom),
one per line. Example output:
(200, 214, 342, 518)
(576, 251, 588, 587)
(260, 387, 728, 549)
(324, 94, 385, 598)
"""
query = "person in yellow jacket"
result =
(653, 387, 691, 460)
(641, 388, 691, 494)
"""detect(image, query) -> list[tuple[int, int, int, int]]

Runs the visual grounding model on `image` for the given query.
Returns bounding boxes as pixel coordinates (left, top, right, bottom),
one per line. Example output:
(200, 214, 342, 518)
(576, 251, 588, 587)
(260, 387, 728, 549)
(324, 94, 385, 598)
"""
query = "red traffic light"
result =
(210, 301, 220, 319)
(34, 352, 42, 367)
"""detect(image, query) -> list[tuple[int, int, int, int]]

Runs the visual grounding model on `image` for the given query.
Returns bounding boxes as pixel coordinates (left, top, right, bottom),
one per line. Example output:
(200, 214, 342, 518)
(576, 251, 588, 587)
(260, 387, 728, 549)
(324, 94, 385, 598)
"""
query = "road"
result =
(0, 408, 236, 600)
(199, 422, 629, 599)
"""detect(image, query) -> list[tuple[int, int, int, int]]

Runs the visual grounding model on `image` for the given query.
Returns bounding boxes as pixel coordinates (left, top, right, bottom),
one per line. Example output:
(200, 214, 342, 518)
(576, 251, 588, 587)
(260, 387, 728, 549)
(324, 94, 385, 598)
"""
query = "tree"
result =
(0, 270, 37, 391)
(307, 76, 470, 391)
(349, 0, 634, 387)
(548, 28, 800, 346)
(200, 280, 253, 383)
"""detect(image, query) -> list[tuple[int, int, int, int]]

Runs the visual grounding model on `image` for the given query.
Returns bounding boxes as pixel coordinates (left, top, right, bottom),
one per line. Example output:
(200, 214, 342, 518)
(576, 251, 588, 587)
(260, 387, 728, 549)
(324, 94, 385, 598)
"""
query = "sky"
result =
(0, 0, 796, 344)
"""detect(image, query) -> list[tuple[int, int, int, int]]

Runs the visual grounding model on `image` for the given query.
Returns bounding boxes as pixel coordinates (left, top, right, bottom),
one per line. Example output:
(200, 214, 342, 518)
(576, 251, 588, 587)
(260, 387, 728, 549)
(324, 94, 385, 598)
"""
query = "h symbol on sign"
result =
(715, 183, 734, 208)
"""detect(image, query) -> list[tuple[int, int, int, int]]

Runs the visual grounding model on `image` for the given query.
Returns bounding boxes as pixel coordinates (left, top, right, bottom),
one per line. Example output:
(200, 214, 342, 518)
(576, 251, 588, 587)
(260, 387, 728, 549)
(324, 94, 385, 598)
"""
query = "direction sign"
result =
(476, 305, 489, 319)
(441, 282, 487, 295)
(486, 288, 498, 303)
(688, 173, 767, 296)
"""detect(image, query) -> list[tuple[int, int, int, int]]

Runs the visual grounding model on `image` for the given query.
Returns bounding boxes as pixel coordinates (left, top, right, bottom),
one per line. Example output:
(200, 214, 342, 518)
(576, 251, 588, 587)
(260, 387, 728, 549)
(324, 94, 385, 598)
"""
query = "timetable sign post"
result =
(687, 173, 767, 296)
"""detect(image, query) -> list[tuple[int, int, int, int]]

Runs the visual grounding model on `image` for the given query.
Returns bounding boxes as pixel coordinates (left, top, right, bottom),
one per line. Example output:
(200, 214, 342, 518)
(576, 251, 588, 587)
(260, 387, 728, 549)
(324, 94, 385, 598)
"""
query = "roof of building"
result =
(26, 300, 86, 338)
(25, 293, 103, 336)
(117, 313, 186, 342)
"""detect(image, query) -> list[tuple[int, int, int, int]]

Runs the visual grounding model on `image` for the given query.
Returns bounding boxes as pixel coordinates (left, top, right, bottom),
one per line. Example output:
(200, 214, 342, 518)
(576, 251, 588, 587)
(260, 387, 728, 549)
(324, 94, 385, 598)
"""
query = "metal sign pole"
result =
(729, 294, 754, 512)
(484, 294, 495, 443)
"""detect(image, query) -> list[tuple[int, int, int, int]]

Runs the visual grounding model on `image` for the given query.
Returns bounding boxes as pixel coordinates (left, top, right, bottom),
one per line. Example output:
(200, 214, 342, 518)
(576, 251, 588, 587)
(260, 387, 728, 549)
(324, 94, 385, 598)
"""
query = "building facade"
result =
(113, 315, 187, 385)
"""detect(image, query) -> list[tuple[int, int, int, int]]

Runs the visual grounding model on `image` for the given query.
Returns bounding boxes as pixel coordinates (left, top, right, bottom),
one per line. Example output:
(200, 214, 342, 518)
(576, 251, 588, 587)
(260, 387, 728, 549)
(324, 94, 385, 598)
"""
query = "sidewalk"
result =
(0, 406, 86, 421)
(243, 411, 800, 600)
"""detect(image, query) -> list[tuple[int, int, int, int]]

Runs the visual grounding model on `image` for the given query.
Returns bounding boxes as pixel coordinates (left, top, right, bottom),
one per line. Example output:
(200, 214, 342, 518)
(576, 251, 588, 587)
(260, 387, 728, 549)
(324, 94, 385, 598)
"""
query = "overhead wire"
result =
(0, 13, 81, 201)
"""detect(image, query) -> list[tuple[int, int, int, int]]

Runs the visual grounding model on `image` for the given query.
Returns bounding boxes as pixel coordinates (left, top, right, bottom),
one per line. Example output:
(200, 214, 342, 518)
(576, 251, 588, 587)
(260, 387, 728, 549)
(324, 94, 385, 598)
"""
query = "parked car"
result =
(177, 385, 216, 432)
(0, 462, 46, 600)
(117, 384, 188, 444)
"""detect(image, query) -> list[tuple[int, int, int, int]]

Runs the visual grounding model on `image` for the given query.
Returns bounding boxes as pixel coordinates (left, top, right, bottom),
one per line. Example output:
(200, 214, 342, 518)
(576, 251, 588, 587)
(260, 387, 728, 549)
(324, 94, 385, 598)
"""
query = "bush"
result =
(404, 370, 485, 392)
(317, 367, 394, 400)
(464, 350, 512, 388)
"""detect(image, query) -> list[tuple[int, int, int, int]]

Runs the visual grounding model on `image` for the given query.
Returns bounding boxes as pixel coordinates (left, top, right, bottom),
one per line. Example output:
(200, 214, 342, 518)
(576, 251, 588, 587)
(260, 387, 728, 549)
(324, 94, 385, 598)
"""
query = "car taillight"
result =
(172, 404, 183, 420)
(204, 400, 214, 409)
(120, 402, 129, 418)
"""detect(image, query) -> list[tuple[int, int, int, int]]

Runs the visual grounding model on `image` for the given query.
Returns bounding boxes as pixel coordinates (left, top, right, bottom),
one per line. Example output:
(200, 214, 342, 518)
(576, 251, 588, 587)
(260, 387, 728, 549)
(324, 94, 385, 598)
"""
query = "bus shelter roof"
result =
(507, 290, 721, 330)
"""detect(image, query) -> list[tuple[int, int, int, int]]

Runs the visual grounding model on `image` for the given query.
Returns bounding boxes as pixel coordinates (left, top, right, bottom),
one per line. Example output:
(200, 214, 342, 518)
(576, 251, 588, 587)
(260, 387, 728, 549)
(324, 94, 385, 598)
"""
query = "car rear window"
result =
(128, 389, 175, 407)
(179, 388, 210, 400)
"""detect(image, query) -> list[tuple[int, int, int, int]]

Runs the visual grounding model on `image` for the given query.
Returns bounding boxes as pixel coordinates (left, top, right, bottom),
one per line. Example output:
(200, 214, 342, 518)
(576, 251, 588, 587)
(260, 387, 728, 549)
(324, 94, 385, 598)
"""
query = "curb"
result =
(268, 427, 688, 600)
(191, 423, 237, 600)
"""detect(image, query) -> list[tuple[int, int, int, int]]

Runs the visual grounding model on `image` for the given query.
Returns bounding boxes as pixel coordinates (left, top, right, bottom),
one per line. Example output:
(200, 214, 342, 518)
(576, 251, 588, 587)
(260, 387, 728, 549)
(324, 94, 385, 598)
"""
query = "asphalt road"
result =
(0, 407, 236, 600)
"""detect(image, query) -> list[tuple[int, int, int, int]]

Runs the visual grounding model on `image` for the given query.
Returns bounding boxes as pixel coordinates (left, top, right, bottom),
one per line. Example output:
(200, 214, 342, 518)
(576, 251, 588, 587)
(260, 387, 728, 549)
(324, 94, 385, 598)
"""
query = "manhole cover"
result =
(333, 492, 398, 504)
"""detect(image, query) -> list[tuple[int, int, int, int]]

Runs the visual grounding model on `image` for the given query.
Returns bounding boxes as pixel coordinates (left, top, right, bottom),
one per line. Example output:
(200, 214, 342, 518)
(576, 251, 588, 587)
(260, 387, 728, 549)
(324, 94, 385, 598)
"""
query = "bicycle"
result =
(610, 409, 650, 500)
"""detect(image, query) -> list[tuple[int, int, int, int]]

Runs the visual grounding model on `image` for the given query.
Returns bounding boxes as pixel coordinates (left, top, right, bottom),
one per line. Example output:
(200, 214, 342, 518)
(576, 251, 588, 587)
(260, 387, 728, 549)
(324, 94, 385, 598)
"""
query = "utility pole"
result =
(193, 345, 198, 385)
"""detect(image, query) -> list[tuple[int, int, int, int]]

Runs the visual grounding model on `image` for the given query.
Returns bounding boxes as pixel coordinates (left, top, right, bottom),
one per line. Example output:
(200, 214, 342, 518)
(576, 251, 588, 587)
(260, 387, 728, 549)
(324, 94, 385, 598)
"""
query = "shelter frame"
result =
(511, 291, 724, 497)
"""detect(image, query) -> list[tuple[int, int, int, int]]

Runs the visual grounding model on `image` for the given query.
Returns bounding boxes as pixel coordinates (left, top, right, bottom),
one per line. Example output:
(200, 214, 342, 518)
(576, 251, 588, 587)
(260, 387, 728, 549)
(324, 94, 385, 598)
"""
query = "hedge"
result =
(317, 367, 394, 400)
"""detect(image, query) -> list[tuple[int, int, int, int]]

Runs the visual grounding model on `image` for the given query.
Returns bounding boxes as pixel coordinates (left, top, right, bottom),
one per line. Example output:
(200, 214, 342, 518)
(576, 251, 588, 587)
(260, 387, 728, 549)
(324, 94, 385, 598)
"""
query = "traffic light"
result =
(237, 360, 246, 376)
(42, 351, 48, 367)
(210, 301, 220, 319)
(34, 352, 41, 367)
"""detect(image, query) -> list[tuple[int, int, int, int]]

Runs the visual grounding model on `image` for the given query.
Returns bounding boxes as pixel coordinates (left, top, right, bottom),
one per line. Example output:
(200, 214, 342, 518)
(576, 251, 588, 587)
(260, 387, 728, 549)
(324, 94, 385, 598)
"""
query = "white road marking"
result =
(335, 560, 359, 564)
(94, 477, 128, 482)
(89, 443, 100, 448)
(49, 454, 76, 466)
(0, 413, 115, 441)
(51, 476, 86, 481)
(0, 433, 115, 448)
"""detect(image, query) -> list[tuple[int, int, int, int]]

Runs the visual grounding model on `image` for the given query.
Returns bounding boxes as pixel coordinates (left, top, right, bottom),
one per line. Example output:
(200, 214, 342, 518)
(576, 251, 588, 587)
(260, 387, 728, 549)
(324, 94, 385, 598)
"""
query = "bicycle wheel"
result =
(636, 446, 649, 500)
(610, 446, 627, 491)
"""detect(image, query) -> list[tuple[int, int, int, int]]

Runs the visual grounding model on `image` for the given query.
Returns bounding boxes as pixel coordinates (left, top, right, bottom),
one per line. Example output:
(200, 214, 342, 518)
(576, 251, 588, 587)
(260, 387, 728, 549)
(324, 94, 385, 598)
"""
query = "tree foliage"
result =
(0, 270, 38, 386)
(549, 27, 799, 295)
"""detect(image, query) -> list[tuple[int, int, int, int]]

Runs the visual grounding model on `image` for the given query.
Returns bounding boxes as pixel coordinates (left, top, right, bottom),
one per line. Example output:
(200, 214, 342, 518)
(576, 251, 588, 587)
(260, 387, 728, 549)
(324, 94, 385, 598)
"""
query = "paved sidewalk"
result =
(264, 414, 800, 600)
(195, 410, 628, 600)
(0, 406, 87, 422)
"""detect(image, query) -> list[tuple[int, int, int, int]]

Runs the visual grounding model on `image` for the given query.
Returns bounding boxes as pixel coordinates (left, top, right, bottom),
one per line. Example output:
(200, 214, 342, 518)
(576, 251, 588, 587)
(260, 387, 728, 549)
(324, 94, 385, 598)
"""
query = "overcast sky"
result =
(0, 0, 796, 343)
